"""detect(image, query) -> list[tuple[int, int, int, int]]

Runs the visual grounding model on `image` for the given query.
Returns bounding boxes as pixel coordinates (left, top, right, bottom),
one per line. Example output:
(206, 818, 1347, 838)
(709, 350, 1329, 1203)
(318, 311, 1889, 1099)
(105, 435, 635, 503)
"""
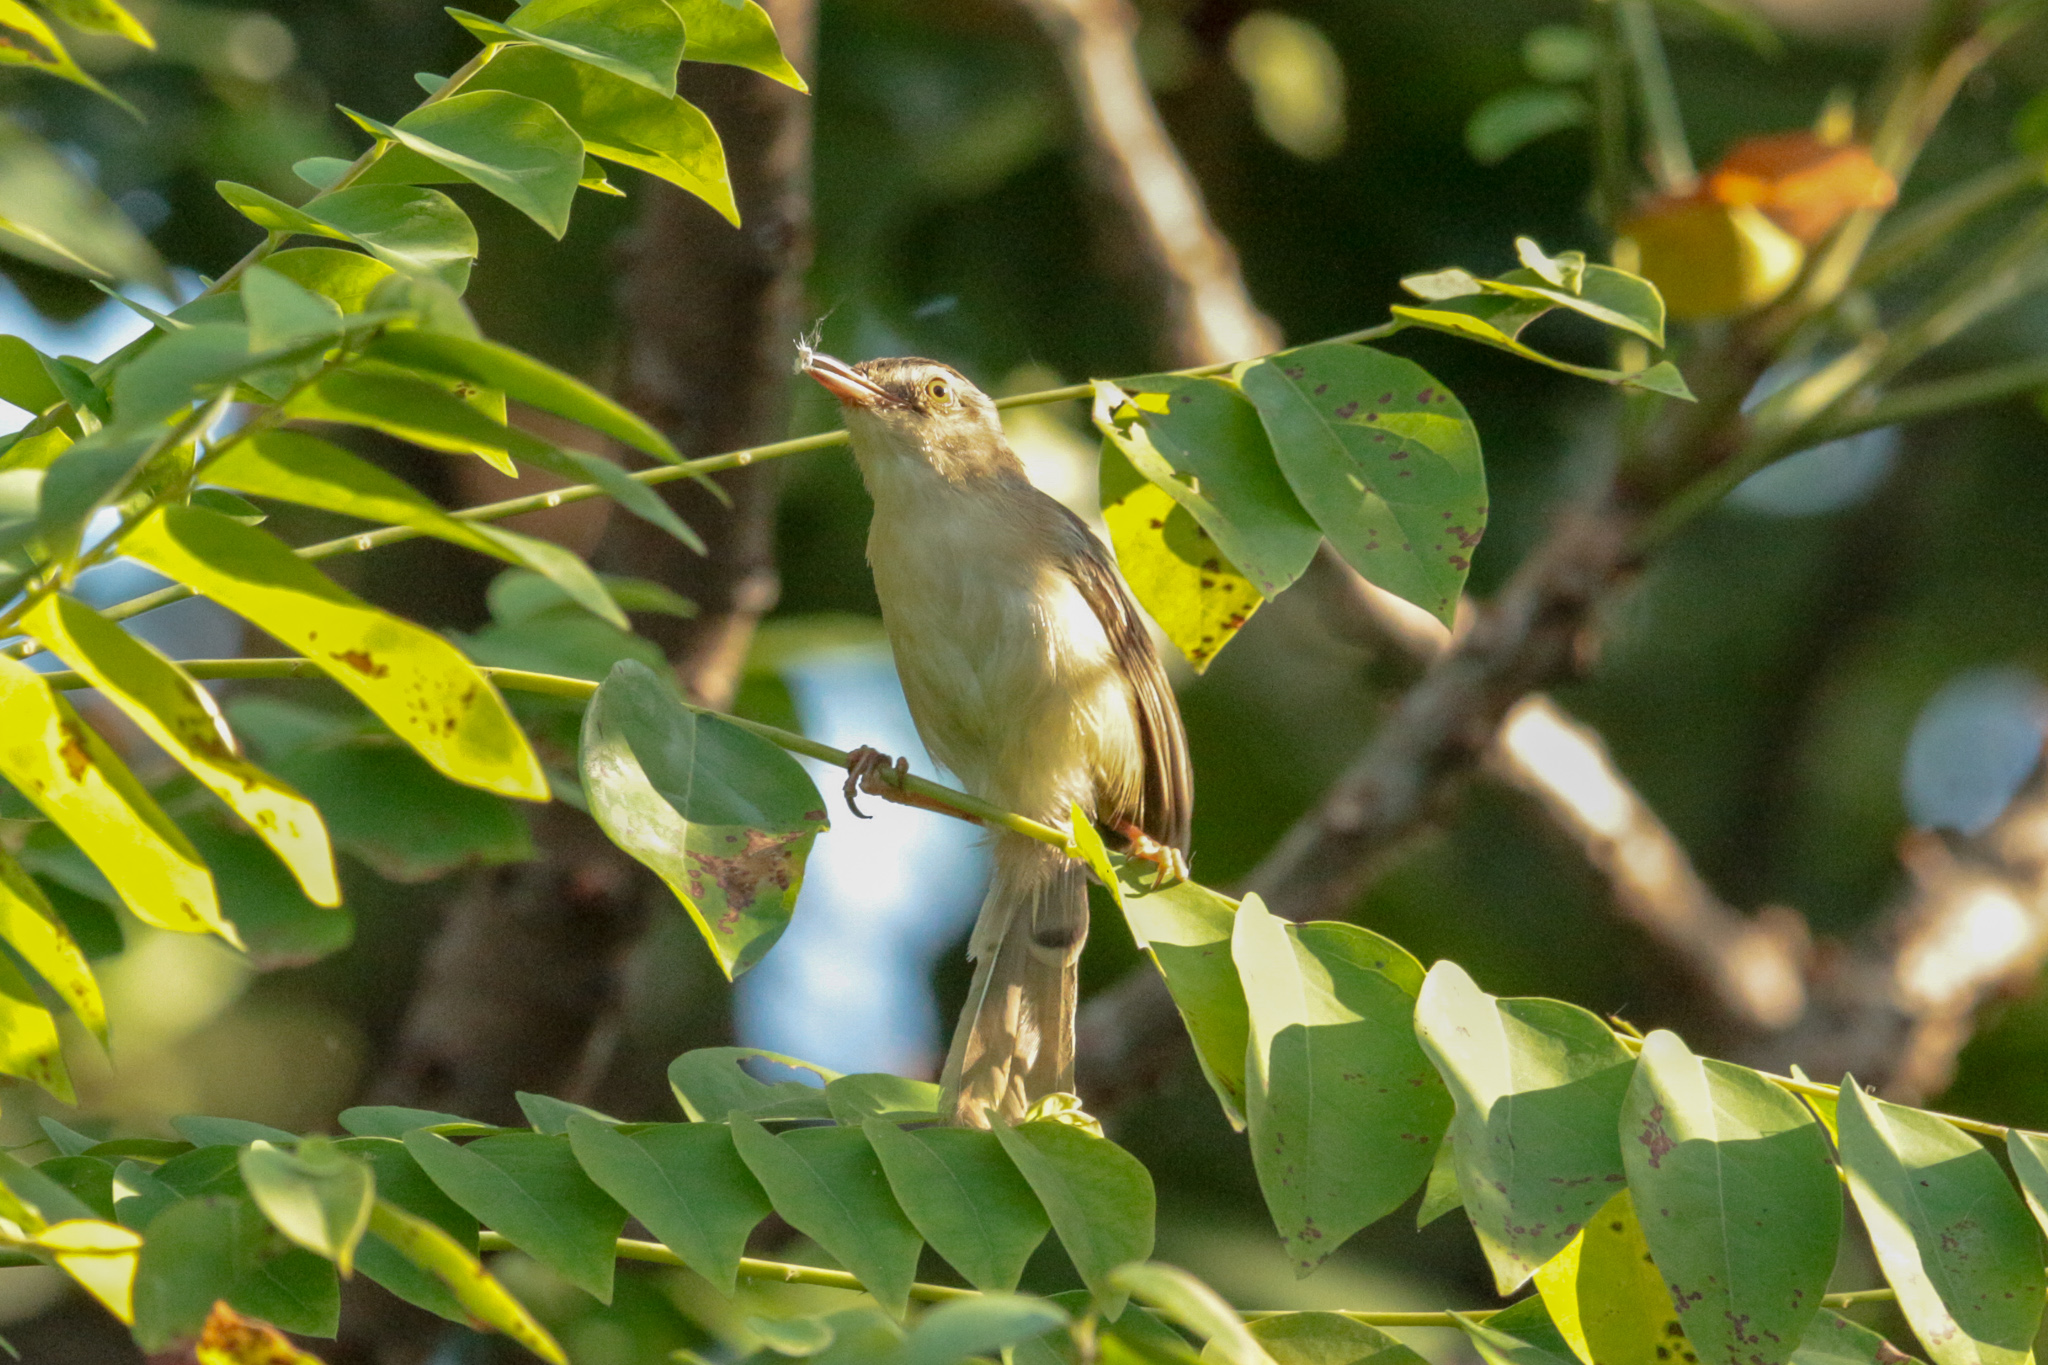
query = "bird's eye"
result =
(925, 377, 953, 404)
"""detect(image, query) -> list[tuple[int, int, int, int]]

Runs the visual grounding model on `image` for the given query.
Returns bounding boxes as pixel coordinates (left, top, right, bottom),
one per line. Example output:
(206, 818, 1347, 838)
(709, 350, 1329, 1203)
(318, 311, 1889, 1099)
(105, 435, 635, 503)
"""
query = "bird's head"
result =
(803, 351, 1019, 485)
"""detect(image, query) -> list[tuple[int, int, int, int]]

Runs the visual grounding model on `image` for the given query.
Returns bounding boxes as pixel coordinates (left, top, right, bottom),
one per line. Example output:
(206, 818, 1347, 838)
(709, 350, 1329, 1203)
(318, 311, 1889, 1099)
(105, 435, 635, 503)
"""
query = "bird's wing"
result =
(1052, 505, 1193, 856)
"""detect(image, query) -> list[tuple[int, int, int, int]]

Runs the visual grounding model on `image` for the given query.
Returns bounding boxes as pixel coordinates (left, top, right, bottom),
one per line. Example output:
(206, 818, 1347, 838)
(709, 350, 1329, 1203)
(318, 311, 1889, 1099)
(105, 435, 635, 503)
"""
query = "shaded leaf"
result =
(565, 1115, 769, 1293)
(1619, 1031, 1837, 1365)
(1111, 1263, 1271, 1365)
(1240, 1313, 1425, 1365)
(1238, 345, 1485, 626)
(1793, 1310, 1925, 1365)
(0, 654, 230, 941)
(1411, 961, 1633, 1294)
(1233, 896, 1449, 1274)
(182, 821, 354, 969)
(826, 1074, 941, 1124)
(902, 1294, 1071, 1365)
(240, 1138, 375, 1277)
(1835, 1081, 2042, 1365)
(171, 1117, 296, 1148)
(122, 505, 549, 801)
(669, 1045, 838, 1121)
(23, 592, 339, 905)
(404, 1130, 625, 1302)
(1387, 300, 1694, 397)
(344, 92, 583, 239)
(1452, 1310, 1581, 1365)
(1465, 87, 1590, 165)
(581, 660, 827, 977)
(1114, 873, 1248, 1126)
(992, 1119, 1153, 1315)
(366, 1199, 566, 1362)
(729, 1115, 923, 1319)
(338, 1107, 494, 1140)
(516, 1092, 617, 1135)
(0, 114, 163, 283)
(131, 1197, 339, 1349)
(865, 1119, 1049, 1293)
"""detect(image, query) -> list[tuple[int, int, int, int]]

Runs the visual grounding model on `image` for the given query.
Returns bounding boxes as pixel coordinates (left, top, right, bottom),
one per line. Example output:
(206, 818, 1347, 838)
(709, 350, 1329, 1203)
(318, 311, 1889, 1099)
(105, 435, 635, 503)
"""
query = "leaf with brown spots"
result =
(1535, 1187, 1698, 1365)
(24, 592, 339, 907)
(580, 659, 827, 978)
(1619, 1031, 1837, 1365)
(0, 845, 103, 1042)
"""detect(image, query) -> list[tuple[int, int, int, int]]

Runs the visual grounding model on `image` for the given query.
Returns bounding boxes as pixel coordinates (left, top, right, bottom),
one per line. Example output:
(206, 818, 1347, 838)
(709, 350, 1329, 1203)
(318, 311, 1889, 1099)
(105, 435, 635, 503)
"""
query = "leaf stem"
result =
(1613, 0, 1694, 194)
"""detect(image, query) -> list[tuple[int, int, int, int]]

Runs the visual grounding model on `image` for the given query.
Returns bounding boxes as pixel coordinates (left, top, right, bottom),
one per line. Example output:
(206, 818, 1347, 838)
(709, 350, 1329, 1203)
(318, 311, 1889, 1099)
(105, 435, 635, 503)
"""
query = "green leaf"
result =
(262, 247, 398, 313)
(343, 92, 584, 239)
(1835, 1080, 2043, 1365)
(334, 1136, 478, 1242)
(215, 181, 478, 288)
(1111, 1263, 1272, 1365)
(362, 329, 680, 463)
(33, 1155, 116, 1221)
(1091, 377, 1323, 598)
(0, 1149, 94, 1228)
(1793, 1311, 1925, 1365)
(674, 0, 808, 90)
(0, 847, 103, 1039)
(668, 1046, 839, 1121)
(188, 487, 267, 524)
(0, 335, 64, 416)
(0, 655, 231, 942)
(131, 1196, 339, 1349)
(404, 1130, 626, 1302)
(39, 0, 152, 45)
(1451, 1310, 1581, 1365)
(460, 0, 686, 93)
(992, 1119, 1153, 1316)
(107, 324, 263, 430)
(240, 1138, 375, 1277)
(864, 1119, 1049, 1293)
(1232, 896, 1450, 1274)
(0, 115, 162, 283)
(1465, 87, 1590, 165)
(1415, 1134, 1462, 1228)
(286, 360, 526, 473)
(1238, 345, 1486, 626)
(517, 1092, 617, 1135)
(1097, 436, 1264, 671)
(237, 264, 346, 353)
(171, 1117, 296, 1148)
(1532, 1189, 1693, 1365)
(469, 44, 736, 223)
(902, 1294, 1071, 1365)
(1410, 961, 1634, 1294)
(367, 1199, 567, 1363)
(1479, 262, 1667, 348)
(207, 429, 627, 629)
(1241, 1312, 1427, 1365)
(581, 659, 828, 977)
(339, 1107, 495, 1141)
(728, 1115, 923, 1319)
(1386, 304, 1692, 398)
(566, 1116, 769, 1293)
(1115, 875, 1248, 1126)
(1619, 1031, 1837, 1365)
(122, 505, 550, 801)
(23, 593, 341, 906)
(826, 1074, 942, 1124)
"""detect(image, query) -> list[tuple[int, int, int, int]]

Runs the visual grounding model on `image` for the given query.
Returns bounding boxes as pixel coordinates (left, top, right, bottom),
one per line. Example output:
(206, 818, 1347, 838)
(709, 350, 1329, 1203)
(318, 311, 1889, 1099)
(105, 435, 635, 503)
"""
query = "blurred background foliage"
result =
(4, 0, 2048, 1360)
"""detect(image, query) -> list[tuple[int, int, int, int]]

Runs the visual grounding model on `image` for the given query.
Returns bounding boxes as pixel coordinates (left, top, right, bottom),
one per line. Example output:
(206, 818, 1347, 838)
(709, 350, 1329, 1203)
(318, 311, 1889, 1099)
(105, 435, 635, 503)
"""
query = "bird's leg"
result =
(1112, 820, 1189, 890)
(842, 747, 983, 822)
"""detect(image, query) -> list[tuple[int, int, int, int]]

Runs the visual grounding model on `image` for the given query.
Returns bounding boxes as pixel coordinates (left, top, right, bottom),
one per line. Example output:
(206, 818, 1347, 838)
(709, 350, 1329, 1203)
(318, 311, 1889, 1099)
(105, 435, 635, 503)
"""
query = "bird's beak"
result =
(804, 352, 893, 408)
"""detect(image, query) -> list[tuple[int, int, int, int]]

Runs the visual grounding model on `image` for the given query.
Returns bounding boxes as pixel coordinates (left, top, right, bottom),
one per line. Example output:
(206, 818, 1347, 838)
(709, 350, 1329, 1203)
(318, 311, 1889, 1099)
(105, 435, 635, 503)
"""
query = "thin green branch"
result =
(1809, 353, 2048, 442)
(1590, 0, 1635, 232)
(1614, 0, 1695, 194)
(1854, 157, 2046, 290)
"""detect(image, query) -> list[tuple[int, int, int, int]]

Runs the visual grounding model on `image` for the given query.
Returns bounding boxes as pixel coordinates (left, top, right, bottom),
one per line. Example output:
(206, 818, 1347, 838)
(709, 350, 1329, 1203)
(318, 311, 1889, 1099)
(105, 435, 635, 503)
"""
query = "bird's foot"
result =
(1113, 821, 1189, 890)
(842, 746, 910, 819)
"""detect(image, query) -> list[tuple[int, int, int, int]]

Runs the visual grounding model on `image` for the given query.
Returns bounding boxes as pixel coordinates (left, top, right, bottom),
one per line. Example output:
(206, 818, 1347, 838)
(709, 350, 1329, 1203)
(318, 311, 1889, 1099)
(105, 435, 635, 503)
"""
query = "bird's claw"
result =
(843, 746, 911, 819)
(1114, 821, 1189, 891)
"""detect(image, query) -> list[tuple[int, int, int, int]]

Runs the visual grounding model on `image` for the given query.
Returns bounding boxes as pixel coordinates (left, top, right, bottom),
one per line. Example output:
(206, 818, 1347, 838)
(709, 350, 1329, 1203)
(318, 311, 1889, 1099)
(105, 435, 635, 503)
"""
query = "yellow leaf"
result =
(0, 950, 70, 1101)
(0, 847, 103, 1039)
(195, 1299, 328, 1365)
(25, 593, 341, 906)
(1619, 200, 1804, 321)
(0, 654, 232, 942)
(1099, 441, 1262, 672)
(36, 1218, 142, 1323)
(1535, 1190, 1692, 1365)
(123, 506, 548, 800)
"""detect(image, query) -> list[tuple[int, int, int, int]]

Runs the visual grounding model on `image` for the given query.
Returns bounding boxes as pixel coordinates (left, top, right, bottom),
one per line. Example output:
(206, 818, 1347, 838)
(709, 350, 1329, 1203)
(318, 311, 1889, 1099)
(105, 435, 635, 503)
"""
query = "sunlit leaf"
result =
(993, 1118, 1153, 1316)
(1835, 1081, 2043, 1365)
(674, 0, 808, 90)
(404, 1130, 626, 1302)
(123, 505, 549, 801)
(469, 44, 736, 223)
(729, 1114, 923, 1319)
(865, 1119, 1049, 1293)
(0, 654, 230, 941)
(1238, 344, 1486, 626)
(343, 92, 584, 240)
(261, 247, 397, 313)
(565, 1116, 770, 1293)
(826, 1073, 941, 1123)
(1233, 896, 1449, 1274)
(1411, 961, 1633, 1294)
(581, 660, 827, 978)
(1099, 437, 1263, 670)
(0, 951, 68, 1100)
(216, 182, 478, 288)
(1110, 871, 1248, 1127)
(39, 0, 152, 45)
(35, 1218, 141, 1324)
(1619, 1031, 1837, 1365)
(1533, 1189, 1692, 1365)
(0, 847, 102, 1039)
(25, 593, 340, 906)
(366, 1199, 566, 1363)
(461, 0, 685, 93)
(239, 1138, 375, 1278)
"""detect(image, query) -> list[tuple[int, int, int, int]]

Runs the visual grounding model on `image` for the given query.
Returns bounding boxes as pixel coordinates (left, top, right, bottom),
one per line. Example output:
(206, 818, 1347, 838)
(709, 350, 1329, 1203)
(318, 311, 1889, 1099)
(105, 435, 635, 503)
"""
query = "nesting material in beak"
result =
(804, 351, 893, 407)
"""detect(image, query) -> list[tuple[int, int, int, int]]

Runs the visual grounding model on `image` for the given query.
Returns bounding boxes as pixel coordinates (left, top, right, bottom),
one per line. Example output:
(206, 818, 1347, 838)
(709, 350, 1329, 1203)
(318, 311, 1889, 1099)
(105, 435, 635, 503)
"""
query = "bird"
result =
(802, 350, 1191, 1128)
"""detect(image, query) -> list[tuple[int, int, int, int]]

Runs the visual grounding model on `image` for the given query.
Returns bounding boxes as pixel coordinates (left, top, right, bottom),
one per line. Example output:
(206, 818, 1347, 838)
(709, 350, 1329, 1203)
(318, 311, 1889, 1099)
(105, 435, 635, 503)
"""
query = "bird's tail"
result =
(939, 832, 1089, 1128)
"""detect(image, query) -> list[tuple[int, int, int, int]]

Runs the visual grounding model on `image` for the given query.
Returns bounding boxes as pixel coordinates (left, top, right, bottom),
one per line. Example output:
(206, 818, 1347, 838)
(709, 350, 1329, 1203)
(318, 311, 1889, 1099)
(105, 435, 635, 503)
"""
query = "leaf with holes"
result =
(1234, 896, 1450, 1275)
(122, 506, 547, 801)
(1238, 345, 1485, 626)
(1835, 1082, 2042, 1365)
(581, 660, 826, 978)
(1619, 1031, 1838, 1365)
(1411, 961, 1634, 1294)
